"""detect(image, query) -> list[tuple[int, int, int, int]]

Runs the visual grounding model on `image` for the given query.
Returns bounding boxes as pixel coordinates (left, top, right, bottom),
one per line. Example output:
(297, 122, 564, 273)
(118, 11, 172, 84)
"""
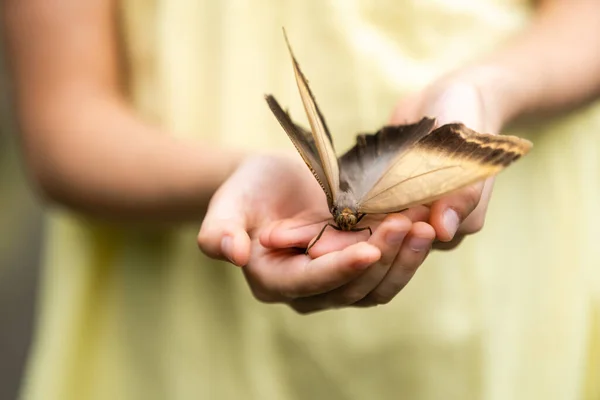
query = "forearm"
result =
(20, 92, 246, 222)
(2, 0, 246, 223)
(459, 0, 600, 128)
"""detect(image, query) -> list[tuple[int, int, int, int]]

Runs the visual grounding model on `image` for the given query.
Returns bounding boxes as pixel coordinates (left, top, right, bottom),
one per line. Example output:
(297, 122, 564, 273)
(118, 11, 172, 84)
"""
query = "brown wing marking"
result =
(358, 123, 532, 214)
(338, 117, 436, 200)
(265, 94, 334, 206)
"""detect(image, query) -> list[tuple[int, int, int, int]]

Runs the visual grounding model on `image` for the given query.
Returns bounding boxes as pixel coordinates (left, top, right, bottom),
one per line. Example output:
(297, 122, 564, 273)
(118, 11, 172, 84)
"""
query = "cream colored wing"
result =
(338, 118, 436, 201)
(265, 94, 335, 208)
(358, 123, 533, 214)
(283, 29, 340, 201)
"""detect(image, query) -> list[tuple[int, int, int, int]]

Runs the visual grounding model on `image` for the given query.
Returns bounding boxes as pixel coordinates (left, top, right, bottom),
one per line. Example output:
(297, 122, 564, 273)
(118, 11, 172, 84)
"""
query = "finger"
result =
(264, 216, 375, 256)
(197, 192, 252, 266)
(264, 205, 430, 255)
(259, 219, 294, 248)
(306, 207, 428, 257)
(306, 226, 373, 258)
(431, 177, 495, 251)
(357, 221, 435, 306)
(458, 177, 495, 235)
(400, 205, 430, 223)
(249, 242, 381, 301)
(428, 181, 484, 242)
(432, 234, 465, 251)
(198, 220, 252, 267)
(260, 214, 330, 249)
(291, 215, 411, 311)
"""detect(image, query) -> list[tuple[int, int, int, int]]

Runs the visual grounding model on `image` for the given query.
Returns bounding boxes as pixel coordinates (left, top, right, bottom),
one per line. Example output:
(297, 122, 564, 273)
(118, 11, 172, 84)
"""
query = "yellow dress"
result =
(21, 1, 600, 399)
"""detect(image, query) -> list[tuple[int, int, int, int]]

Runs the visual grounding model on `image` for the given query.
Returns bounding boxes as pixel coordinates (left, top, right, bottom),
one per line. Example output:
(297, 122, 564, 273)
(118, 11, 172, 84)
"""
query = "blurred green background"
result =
(0, 40, 44, 400)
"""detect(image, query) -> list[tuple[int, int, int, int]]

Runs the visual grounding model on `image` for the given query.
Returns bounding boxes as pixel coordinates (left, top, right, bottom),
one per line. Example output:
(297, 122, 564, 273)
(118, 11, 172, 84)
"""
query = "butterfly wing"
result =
(338, 117, 436, 199)
(282, 29, 340, 203)
(356, 123, 533, 214)
(265, 94, 334, 206)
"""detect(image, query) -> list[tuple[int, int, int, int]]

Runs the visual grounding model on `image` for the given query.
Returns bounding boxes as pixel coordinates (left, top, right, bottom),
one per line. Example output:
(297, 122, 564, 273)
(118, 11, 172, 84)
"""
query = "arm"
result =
(456, 0, 600, 129)
(1, 0, 246, 223)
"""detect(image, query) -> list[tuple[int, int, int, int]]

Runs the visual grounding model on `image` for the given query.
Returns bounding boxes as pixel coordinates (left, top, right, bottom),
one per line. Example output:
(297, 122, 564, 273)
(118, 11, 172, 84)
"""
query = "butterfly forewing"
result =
(357, 123, 532, 214)
(282, 29, 340, 203)
(265, 95, 334, 206)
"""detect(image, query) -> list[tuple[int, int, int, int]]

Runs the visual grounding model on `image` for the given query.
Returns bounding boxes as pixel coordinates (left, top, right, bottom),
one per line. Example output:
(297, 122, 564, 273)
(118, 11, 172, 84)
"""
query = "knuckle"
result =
(459, 207, 487, 235)
(467, 214, 486, 234)
(369, 286, 402, 305)
(369, 292, 394, 305)
(460, 185, 482, 215)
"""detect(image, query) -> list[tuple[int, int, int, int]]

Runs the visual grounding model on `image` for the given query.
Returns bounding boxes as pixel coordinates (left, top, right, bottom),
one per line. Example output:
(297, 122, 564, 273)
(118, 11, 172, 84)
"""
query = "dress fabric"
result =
(20, 1, 600, 399)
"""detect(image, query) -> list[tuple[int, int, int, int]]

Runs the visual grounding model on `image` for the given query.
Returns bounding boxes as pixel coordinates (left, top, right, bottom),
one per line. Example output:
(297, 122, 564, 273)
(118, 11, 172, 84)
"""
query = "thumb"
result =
(197, 192, 252, 267)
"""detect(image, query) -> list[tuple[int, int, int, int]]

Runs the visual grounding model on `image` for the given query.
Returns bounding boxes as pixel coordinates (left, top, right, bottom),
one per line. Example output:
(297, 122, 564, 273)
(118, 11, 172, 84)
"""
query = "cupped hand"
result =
(198, 77, 503, 312)
(197, 153, 435, 313)
(391, 80, 503, 250)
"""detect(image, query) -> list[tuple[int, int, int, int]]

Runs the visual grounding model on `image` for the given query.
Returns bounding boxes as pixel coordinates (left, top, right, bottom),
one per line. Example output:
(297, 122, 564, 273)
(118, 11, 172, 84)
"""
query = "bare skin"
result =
(3, 0, 600, 312)
(1, 0, 245, 223)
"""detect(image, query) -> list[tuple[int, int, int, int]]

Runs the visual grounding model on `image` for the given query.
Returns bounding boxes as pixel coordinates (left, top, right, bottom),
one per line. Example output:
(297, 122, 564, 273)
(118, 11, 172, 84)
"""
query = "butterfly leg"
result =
(352, 214, 372, 236)
(356, 213, 367, 224)
(305, 223, 339, 254)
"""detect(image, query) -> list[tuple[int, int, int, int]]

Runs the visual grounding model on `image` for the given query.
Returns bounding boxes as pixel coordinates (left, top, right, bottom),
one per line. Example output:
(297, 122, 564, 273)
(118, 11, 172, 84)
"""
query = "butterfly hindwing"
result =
(357, 123, 532, 213)
(338, 117, 436, 200)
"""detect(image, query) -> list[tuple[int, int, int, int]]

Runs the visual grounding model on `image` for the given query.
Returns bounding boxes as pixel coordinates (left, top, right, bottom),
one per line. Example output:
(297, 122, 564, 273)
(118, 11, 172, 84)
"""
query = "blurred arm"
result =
(1, 0, 246, 223)
(455, 0, 600, 128)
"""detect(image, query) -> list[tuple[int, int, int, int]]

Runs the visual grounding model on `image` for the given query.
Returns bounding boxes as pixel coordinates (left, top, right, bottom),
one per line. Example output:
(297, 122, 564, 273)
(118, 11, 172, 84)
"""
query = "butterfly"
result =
(265, 29, 533, 252)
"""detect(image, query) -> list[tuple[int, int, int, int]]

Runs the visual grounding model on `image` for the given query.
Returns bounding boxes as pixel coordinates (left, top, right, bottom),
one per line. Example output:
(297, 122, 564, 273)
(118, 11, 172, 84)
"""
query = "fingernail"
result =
(221, 236, 236, 265)
(409, 237, 432, 252)
(386, 230, 407, 246)
(443, 208, 460, 239)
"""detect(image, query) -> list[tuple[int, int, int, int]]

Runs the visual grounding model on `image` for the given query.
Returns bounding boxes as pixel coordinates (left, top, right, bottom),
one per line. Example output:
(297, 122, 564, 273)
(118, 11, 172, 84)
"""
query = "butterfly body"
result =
(333, 206, 359, 231)
(266, 29, 532, 252)
(310, 203, 370, 253)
